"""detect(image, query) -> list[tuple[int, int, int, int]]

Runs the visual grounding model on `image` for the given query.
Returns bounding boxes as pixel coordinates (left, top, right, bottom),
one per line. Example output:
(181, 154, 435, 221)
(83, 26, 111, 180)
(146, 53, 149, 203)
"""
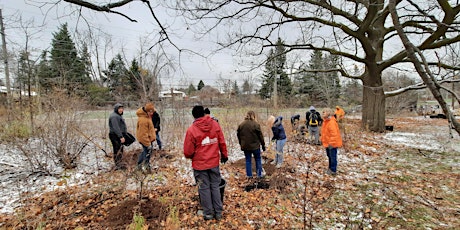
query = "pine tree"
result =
(127, 59, 141, 100)
(197, 80, 205, 90)
(242, 80, 251, 95)
(232, 80, 240, 95)
(37, 51, 53, 94)
(187, 83, 197, 95)
(49, 23, 90, 95)
(259, 38, 292, 101)
(102, 54, 129, 100)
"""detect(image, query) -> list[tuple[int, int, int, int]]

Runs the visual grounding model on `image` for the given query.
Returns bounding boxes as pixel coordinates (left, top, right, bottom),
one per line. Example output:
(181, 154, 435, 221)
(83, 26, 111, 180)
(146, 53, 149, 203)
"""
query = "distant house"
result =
(159, 90, 186, 100)
(0, 86, 7, 96)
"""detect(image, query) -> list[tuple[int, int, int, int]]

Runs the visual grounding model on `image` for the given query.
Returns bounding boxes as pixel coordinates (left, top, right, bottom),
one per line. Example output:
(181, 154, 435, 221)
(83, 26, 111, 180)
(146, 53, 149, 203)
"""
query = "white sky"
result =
(0, 0, 256, 89)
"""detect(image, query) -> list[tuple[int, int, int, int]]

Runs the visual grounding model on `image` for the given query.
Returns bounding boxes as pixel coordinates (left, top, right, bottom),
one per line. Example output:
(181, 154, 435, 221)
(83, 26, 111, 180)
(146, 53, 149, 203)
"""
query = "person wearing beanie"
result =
(136, 102, 156, 171)
(108, 103, 128, 170)
(306, 105, 323, 145)
(184, 105, 228, 221)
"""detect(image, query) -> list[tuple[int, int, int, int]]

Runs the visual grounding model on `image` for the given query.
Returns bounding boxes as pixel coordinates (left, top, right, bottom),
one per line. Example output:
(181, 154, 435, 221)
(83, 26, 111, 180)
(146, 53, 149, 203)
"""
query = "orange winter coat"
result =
(321, 116, 342, 148)
(136, 107, 156, 147)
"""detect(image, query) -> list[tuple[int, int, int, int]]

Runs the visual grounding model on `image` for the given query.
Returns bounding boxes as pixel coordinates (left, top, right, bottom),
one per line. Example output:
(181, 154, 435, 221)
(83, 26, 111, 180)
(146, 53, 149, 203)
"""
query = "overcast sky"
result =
(0, 0, 256, 90)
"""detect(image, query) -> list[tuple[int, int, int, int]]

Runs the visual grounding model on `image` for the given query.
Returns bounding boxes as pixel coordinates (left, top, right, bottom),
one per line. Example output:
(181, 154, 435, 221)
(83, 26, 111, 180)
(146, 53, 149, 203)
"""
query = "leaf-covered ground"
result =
(0, 117, 459, 229)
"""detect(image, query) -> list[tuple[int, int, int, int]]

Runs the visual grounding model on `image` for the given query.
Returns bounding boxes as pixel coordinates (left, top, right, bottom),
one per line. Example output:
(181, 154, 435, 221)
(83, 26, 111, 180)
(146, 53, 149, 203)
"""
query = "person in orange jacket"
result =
(320, 108, 343, 175)
(335, 106, 345, 122)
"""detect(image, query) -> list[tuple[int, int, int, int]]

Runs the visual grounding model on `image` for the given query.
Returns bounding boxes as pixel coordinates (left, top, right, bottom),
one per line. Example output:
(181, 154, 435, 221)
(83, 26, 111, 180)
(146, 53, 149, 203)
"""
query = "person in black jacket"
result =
(152, 109, 162, 150)
(306, 106, 323, 145)
(108, 103, 127, 170)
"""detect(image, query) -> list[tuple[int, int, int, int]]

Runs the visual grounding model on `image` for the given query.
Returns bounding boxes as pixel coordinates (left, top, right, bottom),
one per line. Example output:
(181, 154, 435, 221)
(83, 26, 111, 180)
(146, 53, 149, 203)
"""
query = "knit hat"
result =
(309, 106, 316, 111)
(192, 105, 205, 119)
(145, 103, 155, 112)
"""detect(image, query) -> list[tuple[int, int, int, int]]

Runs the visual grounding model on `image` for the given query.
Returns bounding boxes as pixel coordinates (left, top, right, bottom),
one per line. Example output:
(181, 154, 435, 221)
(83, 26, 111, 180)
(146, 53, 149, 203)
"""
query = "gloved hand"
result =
(327, 145, 333, 150)
(262, 145, 266, 152)
(220, 157, 228, 164)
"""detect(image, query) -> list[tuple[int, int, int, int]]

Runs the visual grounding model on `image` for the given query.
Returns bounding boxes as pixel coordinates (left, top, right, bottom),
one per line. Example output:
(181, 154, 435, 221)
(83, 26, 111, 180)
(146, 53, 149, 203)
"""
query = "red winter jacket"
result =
(184, 116, 228, 170)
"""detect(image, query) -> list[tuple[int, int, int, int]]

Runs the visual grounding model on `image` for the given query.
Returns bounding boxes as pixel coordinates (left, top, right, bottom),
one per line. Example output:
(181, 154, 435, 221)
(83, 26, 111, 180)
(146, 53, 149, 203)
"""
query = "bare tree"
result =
(389, 0, 460, 135)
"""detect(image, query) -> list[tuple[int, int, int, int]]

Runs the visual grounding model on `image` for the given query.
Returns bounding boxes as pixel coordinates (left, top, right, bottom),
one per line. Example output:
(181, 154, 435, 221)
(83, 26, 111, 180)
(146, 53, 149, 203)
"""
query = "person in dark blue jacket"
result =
(270, 116, 287, 168)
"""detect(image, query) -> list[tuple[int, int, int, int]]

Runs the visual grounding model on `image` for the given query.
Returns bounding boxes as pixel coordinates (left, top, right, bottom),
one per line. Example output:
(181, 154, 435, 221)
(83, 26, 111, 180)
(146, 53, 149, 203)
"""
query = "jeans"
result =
(194, 166, 223, 216)
(244, 149, 262, 178)
(275, 138, 287, 164)
(326, 147, 338, 173)
(155, 131, 162, 149)
(137, 144, 151, 168)
(109, 133, 123, 168)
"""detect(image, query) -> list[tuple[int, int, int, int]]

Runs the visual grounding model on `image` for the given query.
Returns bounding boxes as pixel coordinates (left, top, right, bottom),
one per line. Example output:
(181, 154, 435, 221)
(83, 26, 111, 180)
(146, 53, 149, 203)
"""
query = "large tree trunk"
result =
(362, 67, 386, 132)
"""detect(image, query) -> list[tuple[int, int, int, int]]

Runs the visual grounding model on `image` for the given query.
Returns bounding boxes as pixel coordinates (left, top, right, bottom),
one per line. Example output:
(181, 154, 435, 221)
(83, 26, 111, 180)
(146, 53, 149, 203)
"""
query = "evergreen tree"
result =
(80, 43, 92, 82)
(197, 80, 205, 90)
(37, 51, 53, 94)
(17, 51, 36, 94)
(127, 59, 141, 100)
(259, 38, 292, 101)
(299, 50, 340, 106)
(102, 54, 129, 100)
(49, 23, 90, 95)
(187, 83, 197, 95)
(232, 80, 240, 95)
(242, 80, 251, 95)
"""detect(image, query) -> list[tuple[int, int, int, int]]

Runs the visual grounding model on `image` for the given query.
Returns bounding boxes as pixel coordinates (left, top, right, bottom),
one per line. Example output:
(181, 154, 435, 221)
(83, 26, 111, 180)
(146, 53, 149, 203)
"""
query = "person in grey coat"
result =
(109, 103, 127, 170)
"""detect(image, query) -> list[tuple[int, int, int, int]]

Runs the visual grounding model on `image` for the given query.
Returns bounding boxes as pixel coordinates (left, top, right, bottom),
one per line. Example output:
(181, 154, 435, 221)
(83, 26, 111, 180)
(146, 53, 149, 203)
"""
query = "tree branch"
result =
(63, 0, 138, 22)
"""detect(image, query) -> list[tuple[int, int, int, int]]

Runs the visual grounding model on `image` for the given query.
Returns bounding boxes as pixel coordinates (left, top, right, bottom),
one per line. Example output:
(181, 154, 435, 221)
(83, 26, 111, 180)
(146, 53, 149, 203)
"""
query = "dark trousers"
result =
(109, 133, 123, 168)
(155, 131, 162, 149)
(326, 147, 338, 173)
(194, 166, 223, 216)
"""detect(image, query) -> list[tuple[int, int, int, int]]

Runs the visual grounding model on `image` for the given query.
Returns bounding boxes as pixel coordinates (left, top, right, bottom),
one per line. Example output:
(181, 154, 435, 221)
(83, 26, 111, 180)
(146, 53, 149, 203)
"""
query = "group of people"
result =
(109, 103, 344, 221)
(108, 102, 163, 171)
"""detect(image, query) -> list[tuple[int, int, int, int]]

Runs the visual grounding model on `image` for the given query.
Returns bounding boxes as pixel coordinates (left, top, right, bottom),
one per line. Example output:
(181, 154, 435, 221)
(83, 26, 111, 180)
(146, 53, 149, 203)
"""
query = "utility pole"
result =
(0, 9, 12, 112)
(273, 72, 278, 109)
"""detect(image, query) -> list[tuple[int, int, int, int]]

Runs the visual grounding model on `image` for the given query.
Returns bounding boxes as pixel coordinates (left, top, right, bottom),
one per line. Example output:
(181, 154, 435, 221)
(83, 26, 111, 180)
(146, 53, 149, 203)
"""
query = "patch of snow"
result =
(384, 132, 447, 152)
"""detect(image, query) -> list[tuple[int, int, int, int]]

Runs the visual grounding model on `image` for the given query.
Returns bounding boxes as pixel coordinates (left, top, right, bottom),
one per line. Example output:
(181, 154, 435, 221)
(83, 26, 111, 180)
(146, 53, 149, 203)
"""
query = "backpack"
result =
(309, 112, 319, 126)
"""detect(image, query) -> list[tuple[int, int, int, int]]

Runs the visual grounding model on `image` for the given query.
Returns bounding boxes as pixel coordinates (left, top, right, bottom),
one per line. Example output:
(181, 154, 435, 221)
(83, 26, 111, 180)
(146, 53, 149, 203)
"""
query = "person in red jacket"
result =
(320, 108, 343, 176)
(184, 105, 228, 221)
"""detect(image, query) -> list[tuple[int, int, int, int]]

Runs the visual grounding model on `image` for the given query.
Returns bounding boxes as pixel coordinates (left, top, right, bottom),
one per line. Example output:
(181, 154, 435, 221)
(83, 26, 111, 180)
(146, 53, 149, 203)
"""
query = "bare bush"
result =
(13, 93, 90, 173)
